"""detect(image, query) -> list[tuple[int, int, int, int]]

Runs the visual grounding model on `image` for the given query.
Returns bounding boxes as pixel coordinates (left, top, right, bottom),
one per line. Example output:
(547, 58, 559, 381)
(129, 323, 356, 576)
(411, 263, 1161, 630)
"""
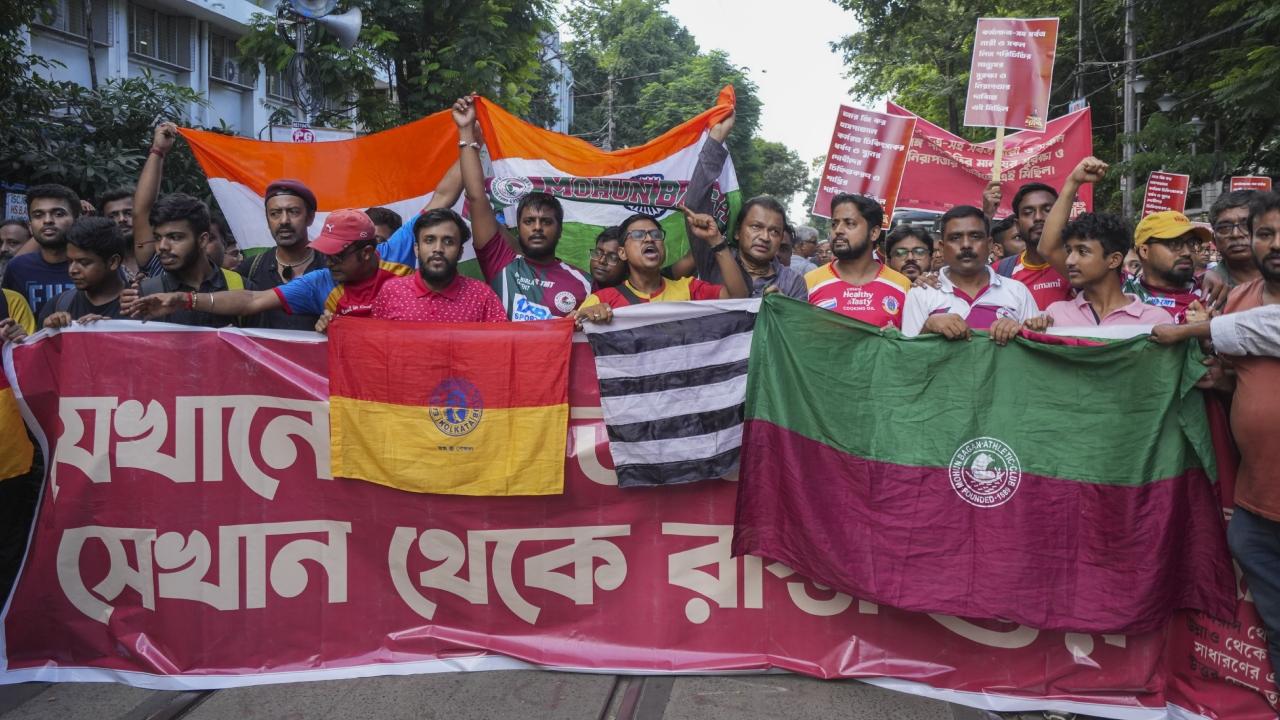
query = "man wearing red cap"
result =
(124, 209, 412, 330)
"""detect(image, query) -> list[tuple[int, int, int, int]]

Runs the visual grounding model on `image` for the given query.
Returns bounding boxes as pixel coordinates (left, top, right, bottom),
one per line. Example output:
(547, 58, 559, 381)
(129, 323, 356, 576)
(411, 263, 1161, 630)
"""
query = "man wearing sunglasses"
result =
(1122, 210, 1214, 323)
(124, 209, 414, 333)
(884, 225, 934, 282)
(1207, 190, 1261, 290)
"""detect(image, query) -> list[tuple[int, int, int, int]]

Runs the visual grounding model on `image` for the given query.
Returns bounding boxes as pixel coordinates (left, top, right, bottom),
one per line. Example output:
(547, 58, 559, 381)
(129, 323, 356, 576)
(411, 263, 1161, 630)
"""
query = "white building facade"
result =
(24, 0, 300, 137)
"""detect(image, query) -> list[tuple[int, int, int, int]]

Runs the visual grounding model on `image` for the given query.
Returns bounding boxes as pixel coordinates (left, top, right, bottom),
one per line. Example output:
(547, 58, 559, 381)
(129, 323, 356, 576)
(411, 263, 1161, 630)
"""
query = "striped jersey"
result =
(1121, 275, 1203, 323)
(804, 261, 911, 329)
(477, 232, 592, 321)
(995, 252, 1071, 310)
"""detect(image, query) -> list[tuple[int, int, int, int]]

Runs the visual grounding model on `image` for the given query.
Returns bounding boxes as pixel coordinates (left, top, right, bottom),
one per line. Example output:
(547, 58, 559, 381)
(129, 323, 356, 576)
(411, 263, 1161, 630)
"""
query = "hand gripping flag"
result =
(179, 112, 459, 252)
(328, 316, 573, 495)
(733, 294, 1235, 635)
(474, 87, 741, 273)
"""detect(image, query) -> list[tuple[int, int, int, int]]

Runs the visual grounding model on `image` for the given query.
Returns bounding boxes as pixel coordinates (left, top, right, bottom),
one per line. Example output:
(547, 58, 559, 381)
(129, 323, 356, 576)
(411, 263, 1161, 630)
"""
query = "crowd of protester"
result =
(1, 96, 1279, 691)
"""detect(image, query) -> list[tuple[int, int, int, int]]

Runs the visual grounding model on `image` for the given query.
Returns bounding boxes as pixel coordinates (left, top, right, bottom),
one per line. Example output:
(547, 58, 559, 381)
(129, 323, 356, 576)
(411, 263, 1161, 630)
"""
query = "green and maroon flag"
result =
(732, 295, 1235, 635)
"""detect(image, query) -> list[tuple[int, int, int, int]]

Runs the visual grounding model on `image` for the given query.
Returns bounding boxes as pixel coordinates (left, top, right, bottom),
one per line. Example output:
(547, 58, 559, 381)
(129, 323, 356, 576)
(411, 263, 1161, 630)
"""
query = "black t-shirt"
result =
(37, 290, 122, 326)
(236, 249, 328, 331)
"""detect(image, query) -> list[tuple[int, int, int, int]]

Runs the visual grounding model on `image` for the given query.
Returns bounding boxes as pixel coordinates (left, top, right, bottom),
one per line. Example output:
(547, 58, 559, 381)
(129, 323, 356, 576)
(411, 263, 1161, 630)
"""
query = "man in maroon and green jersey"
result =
(453, 95, 592, 321)
(994, 181, 1072, 310)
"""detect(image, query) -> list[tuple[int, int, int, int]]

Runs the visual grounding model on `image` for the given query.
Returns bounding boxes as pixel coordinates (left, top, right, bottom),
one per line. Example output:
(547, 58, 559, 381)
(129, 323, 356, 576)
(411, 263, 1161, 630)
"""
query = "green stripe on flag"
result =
(746, 294, 1215, 487)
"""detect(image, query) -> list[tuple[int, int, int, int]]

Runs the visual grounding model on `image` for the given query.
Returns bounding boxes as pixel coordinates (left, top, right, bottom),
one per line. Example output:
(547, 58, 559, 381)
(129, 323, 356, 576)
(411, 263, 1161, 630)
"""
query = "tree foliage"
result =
(563, 0, 800, 203)
(237, 0, 557, 132)
(831, 0, 1280, 215)
(0, 3, 218, 205)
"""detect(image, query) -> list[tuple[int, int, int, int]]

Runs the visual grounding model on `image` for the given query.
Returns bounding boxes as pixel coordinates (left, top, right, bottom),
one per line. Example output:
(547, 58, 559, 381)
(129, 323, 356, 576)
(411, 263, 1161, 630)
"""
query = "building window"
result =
(128, 3, 191, 69)
(209, 31, 252, 88)
(34, 0, 108, 43)
(266, 67, 295, 101)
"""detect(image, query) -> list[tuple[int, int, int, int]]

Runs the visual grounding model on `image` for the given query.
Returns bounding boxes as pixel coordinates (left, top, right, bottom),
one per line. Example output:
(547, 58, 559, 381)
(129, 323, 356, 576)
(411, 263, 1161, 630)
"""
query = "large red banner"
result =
(810, 105, 916, 225)
(964, 17, 1060, 131)
(889, 102, 1093, 218)
(0, 325, 1275, 719)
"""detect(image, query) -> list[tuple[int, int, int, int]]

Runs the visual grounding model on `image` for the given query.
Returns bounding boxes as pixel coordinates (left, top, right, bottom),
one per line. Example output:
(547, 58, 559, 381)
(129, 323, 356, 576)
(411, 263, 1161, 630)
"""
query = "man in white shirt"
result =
(902, 205, 1038, 344)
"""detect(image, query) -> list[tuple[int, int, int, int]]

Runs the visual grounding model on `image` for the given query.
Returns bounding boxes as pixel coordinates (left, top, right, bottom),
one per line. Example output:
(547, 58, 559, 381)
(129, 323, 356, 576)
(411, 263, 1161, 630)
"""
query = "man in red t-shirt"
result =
(994, 182, 1072, 310)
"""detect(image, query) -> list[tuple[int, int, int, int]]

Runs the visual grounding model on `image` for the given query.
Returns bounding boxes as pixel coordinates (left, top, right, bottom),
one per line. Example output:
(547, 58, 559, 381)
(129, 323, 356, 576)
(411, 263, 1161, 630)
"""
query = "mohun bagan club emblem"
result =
(948, 437, 1022, 508)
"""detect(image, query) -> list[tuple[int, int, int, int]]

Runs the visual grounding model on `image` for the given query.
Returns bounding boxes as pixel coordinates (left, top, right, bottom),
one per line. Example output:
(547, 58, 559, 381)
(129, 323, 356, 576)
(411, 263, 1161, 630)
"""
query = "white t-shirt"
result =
(902, 267, 1039, 337)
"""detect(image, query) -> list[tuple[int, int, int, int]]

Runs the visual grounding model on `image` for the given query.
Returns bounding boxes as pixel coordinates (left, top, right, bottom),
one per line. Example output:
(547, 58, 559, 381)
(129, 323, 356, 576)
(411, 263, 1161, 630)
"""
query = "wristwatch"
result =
(709, 240, 730, 254)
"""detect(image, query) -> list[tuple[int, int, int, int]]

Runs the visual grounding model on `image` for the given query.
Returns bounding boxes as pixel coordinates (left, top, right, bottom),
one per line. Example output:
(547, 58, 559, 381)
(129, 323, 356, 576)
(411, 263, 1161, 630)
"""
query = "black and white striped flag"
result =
(581, 299, 760, 487)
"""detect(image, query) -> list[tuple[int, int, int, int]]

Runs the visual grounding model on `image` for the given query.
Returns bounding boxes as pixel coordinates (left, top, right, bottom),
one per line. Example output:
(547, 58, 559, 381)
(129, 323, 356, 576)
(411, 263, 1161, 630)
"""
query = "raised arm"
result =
(454, 95, 503, 252)
(133, 122, 179, 269)
(680, 205, 748, 299)
(1041, 156, 1107, 278)
(425, 159, 463, 211)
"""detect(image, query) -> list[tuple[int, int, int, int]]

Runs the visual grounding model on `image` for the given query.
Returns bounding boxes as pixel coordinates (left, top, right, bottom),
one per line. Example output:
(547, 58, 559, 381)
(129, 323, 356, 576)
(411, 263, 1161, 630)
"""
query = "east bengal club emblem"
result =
(428, 378, 484, 437)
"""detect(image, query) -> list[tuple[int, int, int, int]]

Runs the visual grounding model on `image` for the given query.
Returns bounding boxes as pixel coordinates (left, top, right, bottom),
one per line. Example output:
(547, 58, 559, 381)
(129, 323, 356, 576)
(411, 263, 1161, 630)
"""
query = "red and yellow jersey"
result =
(804, 261, 911, 329)
(580, 276, 723, 309)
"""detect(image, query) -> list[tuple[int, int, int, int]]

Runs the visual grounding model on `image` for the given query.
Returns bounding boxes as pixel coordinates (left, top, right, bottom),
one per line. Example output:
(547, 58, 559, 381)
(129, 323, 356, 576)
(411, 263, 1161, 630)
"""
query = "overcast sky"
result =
(557, 0, 866, 216)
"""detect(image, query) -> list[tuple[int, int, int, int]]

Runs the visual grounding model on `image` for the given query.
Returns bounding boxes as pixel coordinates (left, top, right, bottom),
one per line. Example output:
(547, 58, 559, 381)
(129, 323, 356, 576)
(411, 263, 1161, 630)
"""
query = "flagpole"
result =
(992, 126, 1006, 184)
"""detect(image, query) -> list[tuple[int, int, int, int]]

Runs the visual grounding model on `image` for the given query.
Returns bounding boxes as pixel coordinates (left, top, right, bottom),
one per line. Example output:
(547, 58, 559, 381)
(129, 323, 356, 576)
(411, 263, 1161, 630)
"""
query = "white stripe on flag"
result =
(608, 424, 745, 466)
(584, 298, 761, 333)
(598, 374, 747, 426)
(592, 332, 753, 380)
(207, 178, 471, 260)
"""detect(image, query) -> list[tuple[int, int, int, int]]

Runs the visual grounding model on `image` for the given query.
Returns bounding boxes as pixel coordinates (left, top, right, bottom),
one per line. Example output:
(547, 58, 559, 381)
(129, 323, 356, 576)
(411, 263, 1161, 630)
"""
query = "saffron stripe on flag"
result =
(582, 299, 757, 487)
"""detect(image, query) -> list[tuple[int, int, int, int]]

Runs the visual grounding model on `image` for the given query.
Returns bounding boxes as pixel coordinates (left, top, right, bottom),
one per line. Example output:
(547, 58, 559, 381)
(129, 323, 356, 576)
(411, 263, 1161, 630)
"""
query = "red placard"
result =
(887, 102, 1093, 218)
(965, 17, 1060, 131)
(810, 106, 916, 226)
(1143, 171, 1191, 216)
(1230, 176, 1273, 193)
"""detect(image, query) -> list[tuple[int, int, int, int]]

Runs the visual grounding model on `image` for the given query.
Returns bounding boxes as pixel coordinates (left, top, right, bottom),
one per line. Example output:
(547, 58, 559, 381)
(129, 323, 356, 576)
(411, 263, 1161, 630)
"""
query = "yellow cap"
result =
(1134, 211, 1212, 247)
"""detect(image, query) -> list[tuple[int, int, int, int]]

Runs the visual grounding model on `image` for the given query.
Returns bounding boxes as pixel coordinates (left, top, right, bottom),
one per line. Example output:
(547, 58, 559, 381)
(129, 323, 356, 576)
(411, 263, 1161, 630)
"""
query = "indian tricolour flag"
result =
(475, 86, 742, 272)
(179, 112, 460, 252)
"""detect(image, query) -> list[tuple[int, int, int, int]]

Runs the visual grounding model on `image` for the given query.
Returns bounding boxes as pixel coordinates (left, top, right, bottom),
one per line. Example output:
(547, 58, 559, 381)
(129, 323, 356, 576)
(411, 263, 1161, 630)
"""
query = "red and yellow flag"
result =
(328, 317, 572, 495)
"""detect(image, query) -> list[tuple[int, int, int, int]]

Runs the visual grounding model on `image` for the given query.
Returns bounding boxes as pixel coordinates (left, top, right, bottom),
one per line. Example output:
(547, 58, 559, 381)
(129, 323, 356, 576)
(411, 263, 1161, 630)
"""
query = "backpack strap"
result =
(53, 288, 78, 314)
(994, 254, 1019, 278)
(613, 282, 645, 306)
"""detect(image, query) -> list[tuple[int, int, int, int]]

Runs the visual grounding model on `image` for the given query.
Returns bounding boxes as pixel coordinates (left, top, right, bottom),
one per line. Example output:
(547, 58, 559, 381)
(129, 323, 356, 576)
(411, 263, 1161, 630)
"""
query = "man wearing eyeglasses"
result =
(884, 225, 934, 282)
(1122, 211, 1214, 323)
(589, 226, 627, 291)
(1207, 190, 1261, 290)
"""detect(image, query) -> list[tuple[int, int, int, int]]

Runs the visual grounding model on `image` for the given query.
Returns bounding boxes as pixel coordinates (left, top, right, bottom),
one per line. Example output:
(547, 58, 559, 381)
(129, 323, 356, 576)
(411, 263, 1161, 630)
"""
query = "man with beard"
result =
(98, 186, 158, 283)
(589, 226, 626, 290)
(123, 209, 416, 333)
(235, 179, 329, 330)
(994, 182, 1071, 310)
(884, 225, 933, 282)
(0, 220, 30, 280)
(370, 208, 506, 323)
(1122, 210, 1213, 322)
(452, 95, 591, 320)
(134, 193, 246, 327)
(1207, 190, 1261, 290)
(805, 193, 911, 328)
(2, 184, 78, 312)
(1151, 190, 1280, 674)
(902, 205, 1037, 341)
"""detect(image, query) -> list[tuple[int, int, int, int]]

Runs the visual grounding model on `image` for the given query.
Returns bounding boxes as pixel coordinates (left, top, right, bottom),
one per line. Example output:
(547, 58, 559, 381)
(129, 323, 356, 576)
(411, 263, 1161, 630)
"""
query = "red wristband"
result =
(184, 292, 194, 310)
(149, 146, 168, 158)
